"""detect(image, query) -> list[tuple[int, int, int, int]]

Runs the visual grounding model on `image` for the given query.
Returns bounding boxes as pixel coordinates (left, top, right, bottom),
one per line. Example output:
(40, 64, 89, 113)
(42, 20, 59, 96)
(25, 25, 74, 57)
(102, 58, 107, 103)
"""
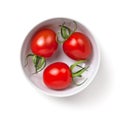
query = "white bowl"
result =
(21, 18, 100, 97)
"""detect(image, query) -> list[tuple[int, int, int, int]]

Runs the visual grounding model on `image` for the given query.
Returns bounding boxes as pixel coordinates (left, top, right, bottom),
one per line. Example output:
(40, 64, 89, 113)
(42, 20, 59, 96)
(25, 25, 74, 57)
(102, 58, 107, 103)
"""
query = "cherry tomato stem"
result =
(56, 32, 65, 44)
(70, 60, 86, 71)
(57, 21, 77, 43)
(25, 54, 46, 73)
(72, 66, 89, 78)
(72, 21, 77, 33)
(70, 60, 89, 86)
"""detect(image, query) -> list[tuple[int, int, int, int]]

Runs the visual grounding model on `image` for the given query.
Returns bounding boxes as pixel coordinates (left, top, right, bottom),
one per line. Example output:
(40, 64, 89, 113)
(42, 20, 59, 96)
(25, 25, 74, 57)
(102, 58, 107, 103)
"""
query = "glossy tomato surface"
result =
(31, 29, 58, 58)
(43, 62, 72, 90)
(63, 32, 92, 60)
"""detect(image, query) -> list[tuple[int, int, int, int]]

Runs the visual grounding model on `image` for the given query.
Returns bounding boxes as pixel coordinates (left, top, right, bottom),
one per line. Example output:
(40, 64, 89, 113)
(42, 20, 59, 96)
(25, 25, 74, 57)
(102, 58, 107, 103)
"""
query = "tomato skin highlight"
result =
(63, 32, 92, 60)
(43, 62, 72, 90)
(31, 29, 58, 58)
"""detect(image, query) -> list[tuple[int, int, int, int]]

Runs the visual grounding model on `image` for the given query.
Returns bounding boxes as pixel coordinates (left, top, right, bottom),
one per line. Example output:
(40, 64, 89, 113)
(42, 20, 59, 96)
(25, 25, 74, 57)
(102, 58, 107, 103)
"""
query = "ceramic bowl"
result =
(21, 18, 100, 97)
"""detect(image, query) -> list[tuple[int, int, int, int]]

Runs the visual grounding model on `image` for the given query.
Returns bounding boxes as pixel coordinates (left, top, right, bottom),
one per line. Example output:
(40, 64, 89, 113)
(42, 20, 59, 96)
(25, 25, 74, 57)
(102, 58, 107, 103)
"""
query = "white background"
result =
(0, 0, 119, 118)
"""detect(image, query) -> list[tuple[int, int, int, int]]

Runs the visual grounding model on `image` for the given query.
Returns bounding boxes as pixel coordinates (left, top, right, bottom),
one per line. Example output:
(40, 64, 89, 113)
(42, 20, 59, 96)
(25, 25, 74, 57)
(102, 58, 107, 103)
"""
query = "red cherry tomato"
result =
(43, 62, 72, 90)
(63, 32, 92, 60)
(31, 29, 58, 58)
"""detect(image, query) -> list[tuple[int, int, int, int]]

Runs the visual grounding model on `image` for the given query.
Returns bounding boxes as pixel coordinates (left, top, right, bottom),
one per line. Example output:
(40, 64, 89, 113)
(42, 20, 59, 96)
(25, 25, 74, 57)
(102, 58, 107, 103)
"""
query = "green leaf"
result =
(56, 32, 65, 44)
(32, 56, 46, 73)
(70, 60, 86, 71)
(25, 54, 46, 73)
(32, 55, 41, 73)
(36, 57, 46, 71)
(61, 25, 71, 39)
(32, 55, 37, 65)
(72, 66, 89, 78)
(60, 21, 77, 40)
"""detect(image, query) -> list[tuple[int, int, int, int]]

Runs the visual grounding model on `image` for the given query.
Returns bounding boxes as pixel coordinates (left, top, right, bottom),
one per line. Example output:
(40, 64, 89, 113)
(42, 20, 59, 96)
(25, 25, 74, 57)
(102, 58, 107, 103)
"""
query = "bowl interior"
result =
(21, 18, 100, 97)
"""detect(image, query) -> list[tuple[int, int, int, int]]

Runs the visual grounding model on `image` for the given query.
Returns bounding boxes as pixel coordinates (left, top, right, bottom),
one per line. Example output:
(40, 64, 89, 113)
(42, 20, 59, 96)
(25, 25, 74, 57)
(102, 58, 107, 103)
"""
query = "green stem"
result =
(58, 21, 78, 43)
(25, 53, 46, 73)
(60, 25, 71, 39)
(76, 65, 88, 70)
(56, 32, 66, 44)
(72, 21, 77, 33)
(70, 60, 86, 71)
(24, 54, 34, 67)
(70, 60, 89, 86)
(36, 57, 46, 72)
(72, 66, 89, 78)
